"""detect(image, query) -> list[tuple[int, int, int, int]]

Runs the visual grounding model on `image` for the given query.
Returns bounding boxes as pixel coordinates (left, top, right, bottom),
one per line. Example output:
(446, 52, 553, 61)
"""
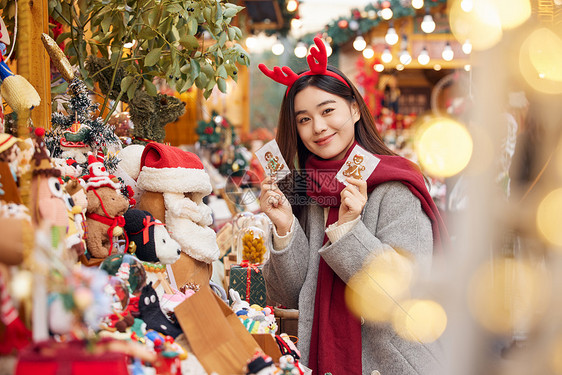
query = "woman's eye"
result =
(297, 117, 309, 124)
(323, 108, 334, 115)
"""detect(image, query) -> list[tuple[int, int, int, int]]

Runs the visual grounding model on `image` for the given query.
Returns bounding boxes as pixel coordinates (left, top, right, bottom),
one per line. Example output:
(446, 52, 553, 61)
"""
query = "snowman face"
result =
(92, 163, 109, 177)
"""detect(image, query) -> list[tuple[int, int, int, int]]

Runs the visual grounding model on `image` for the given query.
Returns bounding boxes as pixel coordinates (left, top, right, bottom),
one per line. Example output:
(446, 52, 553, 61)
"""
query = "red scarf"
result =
(305, 142, 447, 375)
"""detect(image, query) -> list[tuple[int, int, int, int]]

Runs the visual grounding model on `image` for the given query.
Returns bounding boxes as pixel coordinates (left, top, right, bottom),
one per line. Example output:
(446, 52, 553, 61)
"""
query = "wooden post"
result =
(17, 0, 51, 130)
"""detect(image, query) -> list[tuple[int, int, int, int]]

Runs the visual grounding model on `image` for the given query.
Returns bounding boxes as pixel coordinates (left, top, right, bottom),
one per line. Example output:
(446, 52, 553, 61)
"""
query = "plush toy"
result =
(229, 289, 250, 314)
(85, 185, 129, 260)
(85, 56, 185, 144)
(246, 352, 277, 375)
(134, 142, 219, 290)
(124, 209, 181, 297)
(62, 189, 86, 259)
(138, 282, 182, 338)
(29, 128, 68, 250)
(83, 154, 129, 261)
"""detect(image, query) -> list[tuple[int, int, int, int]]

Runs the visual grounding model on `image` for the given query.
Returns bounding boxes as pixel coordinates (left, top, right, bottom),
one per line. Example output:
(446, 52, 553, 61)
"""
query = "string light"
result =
(396, 64, 405, 71)
(381, 47, 393, 63)
(421, 9, 436, 33)
(294, 41, 307, 58)
(374, 63, 384, 72)
(363, 46, 375, 59)
(418, 47, 430, 65)
(381, 7, 393, 20)
(461, 0, 473, 12)
(434, 64, 442, 71)
(462, 39, 472, 54)
(245, 36, 258, 52)
(286, 0, 298, 12)
(442, 42, 454, 61)
(353, 35, 367, 51)
(272, 39, 284, 55)
(412, 0, 424, 9)
(385, 24, 399, 45)
(400, 49, 412, 65)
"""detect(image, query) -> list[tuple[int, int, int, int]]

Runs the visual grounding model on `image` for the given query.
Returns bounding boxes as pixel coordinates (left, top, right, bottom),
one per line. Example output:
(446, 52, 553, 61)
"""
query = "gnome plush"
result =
(82, 153, 121, 191)
(136, 142, 219, 289)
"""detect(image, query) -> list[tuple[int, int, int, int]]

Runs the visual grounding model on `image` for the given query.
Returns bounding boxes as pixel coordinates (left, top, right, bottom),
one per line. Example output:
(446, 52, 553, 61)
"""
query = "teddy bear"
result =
(123, 209, 181, 298)
(85, 186, 129, 260)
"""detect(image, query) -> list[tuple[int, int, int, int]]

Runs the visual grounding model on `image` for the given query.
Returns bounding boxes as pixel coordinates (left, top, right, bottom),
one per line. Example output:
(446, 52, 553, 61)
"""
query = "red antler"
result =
(258, 37, 349, 92)
(258, 64, 299, 87)
(307, 37, 328, 74)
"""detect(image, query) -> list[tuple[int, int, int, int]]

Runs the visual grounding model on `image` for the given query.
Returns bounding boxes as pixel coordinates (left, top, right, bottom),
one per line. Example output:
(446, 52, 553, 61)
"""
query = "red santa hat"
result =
(137, 143, 211, 195)
(83, 153, 120, 190)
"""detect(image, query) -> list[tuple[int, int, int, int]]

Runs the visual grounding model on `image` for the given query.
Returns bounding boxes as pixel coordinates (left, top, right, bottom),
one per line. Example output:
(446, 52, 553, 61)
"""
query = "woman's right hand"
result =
(259, 176, 293, 235)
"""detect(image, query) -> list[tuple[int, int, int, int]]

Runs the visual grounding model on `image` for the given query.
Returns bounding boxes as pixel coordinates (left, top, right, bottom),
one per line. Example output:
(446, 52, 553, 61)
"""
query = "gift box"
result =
(229, 263, 266, 307)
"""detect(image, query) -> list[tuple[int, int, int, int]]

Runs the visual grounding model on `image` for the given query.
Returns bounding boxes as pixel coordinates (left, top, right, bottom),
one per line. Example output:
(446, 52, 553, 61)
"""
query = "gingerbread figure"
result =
(342, 154, 366, 180)
(264, 151, 284, 176)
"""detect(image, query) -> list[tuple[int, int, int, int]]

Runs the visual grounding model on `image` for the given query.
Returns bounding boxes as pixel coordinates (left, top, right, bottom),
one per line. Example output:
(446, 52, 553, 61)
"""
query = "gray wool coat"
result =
(263, 181, 444, 375)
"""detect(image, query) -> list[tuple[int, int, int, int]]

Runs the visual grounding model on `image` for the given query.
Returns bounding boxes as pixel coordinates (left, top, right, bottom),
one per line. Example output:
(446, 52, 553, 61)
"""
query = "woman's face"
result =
(294, 86, 360, 161)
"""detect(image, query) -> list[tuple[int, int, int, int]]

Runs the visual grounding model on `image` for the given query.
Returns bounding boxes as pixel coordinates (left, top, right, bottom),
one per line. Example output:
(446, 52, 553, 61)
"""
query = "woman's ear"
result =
(351, 101, 361, 124)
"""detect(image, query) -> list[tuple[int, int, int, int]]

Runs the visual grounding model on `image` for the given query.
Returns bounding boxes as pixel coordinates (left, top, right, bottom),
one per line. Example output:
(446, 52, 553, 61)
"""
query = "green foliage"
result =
(40, 0, 248, 101)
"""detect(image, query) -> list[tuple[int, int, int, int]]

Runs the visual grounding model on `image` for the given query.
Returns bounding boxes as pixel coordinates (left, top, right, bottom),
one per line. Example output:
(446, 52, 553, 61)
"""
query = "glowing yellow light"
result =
(414, 117, 473, 178)
(468, 258, 550, 335)
(537, 188, 562, 246)
(286, 0, 298, 12)
(449, 0, 503, 51)
(391, 300, 447, 343)
(519, 28, 562, 94)
(11, 270, 33, 300)
(493, 0, 531, 29)
(346, 250, 414, 322)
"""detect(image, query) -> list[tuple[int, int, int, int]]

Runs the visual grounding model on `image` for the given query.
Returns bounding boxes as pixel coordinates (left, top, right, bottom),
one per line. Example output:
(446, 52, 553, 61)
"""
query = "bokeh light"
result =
(537, 188, 562, 247)
(449, 0, 503, 51)
(468, 258, 551, 335)
(414, 116, 473, 178)
(346, 250, 414, 322)
(391, 299, 447, 343)
(492, 0, 531, 30)
(519, 28, 562, 95)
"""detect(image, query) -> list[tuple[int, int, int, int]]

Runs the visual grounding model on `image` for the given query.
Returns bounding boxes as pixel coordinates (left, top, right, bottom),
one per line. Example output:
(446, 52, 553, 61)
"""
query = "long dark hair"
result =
(275, 65, 395, 226)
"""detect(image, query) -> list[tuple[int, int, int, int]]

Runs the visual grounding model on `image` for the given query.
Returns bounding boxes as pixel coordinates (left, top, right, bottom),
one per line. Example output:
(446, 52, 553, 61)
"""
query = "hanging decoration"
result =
(305, 0, 446, 48)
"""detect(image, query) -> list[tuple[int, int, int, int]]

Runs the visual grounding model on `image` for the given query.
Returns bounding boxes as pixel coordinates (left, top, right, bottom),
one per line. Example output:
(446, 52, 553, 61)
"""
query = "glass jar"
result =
(233, 212, 272, 264)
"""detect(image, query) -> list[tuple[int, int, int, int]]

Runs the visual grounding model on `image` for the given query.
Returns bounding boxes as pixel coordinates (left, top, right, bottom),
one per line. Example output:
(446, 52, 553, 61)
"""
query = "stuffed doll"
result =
(29, 128, 69, 250)
(124, 209, 181, 297)
(246, 352, 277, 375)
(84, 185, 129, 260)
(83, 154, 129, 261)
(138, 282, 182, 338)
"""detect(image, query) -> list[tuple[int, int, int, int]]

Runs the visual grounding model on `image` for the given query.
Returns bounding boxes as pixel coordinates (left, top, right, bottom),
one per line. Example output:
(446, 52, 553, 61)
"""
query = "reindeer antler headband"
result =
(258, 37, 350, 96)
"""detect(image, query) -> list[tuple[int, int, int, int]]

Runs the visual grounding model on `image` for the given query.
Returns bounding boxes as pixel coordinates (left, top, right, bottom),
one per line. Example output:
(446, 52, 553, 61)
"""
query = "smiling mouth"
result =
(315, 134, 335, 145)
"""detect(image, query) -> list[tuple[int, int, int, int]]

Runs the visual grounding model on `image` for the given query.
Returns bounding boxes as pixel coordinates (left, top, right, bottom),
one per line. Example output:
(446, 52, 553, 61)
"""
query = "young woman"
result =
(258, 38, 447, 375)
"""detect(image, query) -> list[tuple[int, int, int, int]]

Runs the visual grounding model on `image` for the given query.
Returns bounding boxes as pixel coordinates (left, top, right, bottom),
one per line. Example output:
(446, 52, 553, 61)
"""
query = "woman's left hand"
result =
(338, 177, 368, 225)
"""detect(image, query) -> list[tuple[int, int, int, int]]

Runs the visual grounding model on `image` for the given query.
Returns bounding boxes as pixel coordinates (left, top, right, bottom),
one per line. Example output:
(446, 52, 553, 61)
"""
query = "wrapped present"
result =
(229, 262, 266, 308)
